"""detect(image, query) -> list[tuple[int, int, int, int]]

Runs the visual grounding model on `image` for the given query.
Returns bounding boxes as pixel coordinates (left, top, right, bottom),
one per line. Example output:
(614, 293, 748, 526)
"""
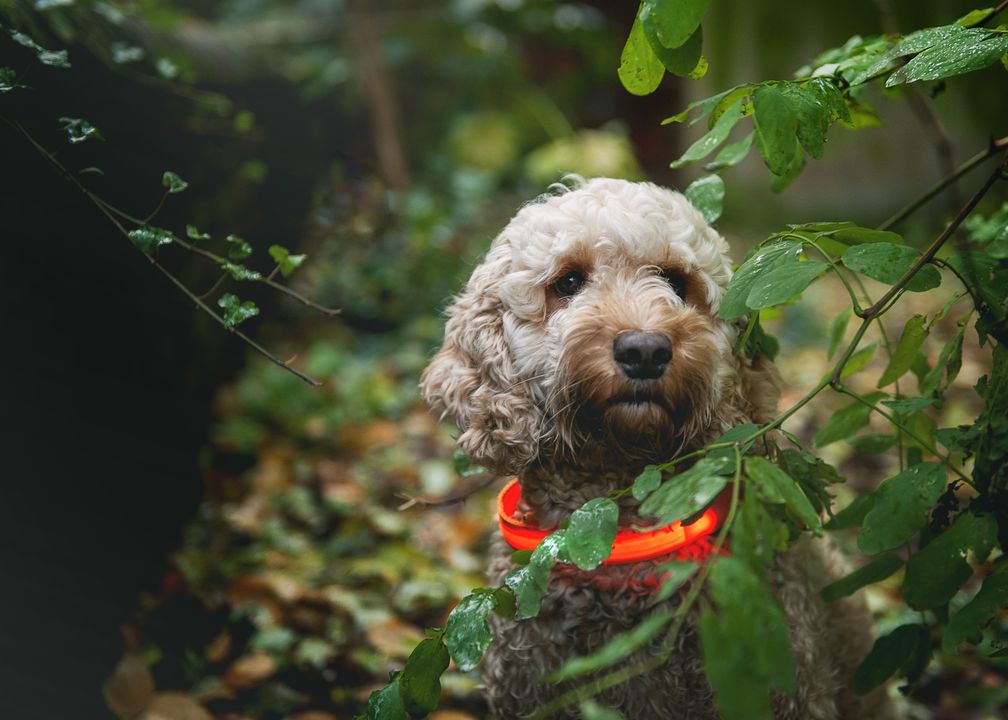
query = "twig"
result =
(862, 152, 1008, 319)
(975, 0, 1008, 27)
(879, 136, 1008, 231)
(395, 474, 500, 510)
(6, 118, 323, 386)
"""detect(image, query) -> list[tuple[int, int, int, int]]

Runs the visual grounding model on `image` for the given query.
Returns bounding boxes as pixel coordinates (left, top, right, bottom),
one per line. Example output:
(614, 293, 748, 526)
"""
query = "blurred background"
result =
(1, 1, 1005, 718)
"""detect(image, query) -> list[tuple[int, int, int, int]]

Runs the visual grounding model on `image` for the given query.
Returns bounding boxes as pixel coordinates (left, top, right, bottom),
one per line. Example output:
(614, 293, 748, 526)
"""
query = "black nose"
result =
(613, 331, 672, 380)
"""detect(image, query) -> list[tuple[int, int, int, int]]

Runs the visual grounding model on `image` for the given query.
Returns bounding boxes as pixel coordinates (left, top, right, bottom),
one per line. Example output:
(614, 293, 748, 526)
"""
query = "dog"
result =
(421, 178, 896, 719)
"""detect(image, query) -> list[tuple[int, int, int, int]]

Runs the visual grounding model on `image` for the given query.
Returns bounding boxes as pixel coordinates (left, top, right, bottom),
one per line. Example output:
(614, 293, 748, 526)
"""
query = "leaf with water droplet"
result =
(162, 171, 188, 194)
(218, 293, 260, 329)
(59, 116, 101, 144)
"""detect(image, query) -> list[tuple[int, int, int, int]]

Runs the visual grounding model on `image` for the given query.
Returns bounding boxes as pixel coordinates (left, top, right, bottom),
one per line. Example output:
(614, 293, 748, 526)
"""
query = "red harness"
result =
(497, 480, 731, 565)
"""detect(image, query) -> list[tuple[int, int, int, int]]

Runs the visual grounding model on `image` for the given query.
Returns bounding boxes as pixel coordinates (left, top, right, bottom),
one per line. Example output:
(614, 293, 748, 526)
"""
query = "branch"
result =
(6, 118, 323, 386)
(975, 0, 1008, 27)
(395, 473, 499, 510)
(879, 135, 1008, 231)
(862, 152, 1008, 319)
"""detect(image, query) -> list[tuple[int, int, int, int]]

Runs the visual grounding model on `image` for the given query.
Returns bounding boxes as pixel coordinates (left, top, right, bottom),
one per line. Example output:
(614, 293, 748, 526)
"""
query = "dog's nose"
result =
(613, 331, 672, 380)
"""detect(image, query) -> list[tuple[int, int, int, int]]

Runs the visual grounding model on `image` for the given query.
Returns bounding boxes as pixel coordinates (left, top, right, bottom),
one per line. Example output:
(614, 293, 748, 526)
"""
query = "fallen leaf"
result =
(222, 651, 277, 689)
(146, 693, 213, 720)
(105, 654, 154, 720)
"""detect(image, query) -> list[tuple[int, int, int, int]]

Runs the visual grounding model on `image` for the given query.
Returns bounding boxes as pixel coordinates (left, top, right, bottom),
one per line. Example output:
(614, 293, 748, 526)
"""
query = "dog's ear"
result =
(421, 247, 542, 474)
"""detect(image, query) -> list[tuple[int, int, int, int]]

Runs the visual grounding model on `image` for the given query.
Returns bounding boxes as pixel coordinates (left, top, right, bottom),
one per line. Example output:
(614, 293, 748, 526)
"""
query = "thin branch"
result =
(395, 474, 500, 510)
(974, 0, 1008, 27)
(863, 152, 1008, 318)
(879, 136, 1008, 231)
(6, 118, 322, 386)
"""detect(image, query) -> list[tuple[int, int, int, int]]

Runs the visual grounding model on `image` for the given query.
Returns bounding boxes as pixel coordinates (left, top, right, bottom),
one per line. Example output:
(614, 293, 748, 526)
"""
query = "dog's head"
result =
(422, 178, 776, 475)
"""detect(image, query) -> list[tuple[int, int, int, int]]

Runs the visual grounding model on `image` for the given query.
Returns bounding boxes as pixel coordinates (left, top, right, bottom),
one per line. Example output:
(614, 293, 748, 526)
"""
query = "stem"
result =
(879, 136, 1008, 231)
(974, 0, 1008, 27)
(832, 385, 973, 486)
(863, 153, 1008, 319)
(528, 448, 743, 719)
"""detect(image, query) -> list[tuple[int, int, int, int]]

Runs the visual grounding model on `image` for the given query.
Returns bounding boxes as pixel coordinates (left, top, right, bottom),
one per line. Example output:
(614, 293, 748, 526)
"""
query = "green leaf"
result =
(217, 293, 260, 329)
(849, 24, 963, 85)
(919, 323, 966, 395)
(847, 433, 898, 454)
(903, 511, 998, 610)
(837, 342, 877, 380)
(731, 496, 789, 567)
(226, 234, 253, 260)
(778, 82, 830, 159)
(813, 391, 886, 447)
(632, 465, 662, 501)
(943, 565, 1008, 653)
(852, 624, 931, 694)
(161, 171, 188, 194)
(58, 116, 100, 144)
(842, 242, 941, 292)
(827, 307, 851, 359)
(745, 457, 822, 532)
(704, 130, 755, 170)
(700, 557, 795, 720)
(641, 8, 704, 76)
(505, 532, 566, 618)
(565, 498, 618, 570)
(0, 67, 23, 92)
(9, 29, 70, 68)
(186, 224, 211, 241)
(219, 262, 262, 281)
(579, 700, 625, 720)
(640, 0, 711, 49)
(639, 456, 732, 524)
(128, 226, 173, 255)
(881, 396, 938, 415)
(365, 676, 405, 720)
(661, 86, 740, 125)
(653, 560, 699, 602)
(878, 315, 929, 387)
(719, 239, 803, 319)
(744, 260, 829, 310)
(618, 13, 665, 96)
(671, 95, 746, 168)
(268, 244, 307, 277)
(444, 592, 495, 672)
(858, 463, 946, 554)
(887, 27, 1008, 87)
(821, 554, 904, 602)
(547, 608, 675, 683)
(752, 85, 799, 177)
(684, 174, 725, 224)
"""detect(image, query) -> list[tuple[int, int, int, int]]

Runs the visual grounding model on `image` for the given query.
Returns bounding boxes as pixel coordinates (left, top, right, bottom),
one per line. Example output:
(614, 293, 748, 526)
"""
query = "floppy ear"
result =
(420, 246, 542, 474)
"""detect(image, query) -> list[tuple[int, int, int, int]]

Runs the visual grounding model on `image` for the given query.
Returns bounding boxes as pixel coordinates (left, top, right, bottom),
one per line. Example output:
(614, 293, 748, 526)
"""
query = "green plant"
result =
(363, 3, 1008, 719)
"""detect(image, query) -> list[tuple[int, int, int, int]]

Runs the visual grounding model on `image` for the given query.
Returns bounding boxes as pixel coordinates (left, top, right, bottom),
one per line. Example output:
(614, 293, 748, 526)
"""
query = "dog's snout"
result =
(613, 331, 672, 380)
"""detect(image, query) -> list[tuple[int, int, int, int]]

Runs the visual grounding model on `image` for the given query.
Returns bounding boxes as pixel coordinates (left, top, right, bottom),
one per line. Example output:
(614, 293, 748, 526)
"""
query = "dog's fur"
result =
(421, 178, 896, 719)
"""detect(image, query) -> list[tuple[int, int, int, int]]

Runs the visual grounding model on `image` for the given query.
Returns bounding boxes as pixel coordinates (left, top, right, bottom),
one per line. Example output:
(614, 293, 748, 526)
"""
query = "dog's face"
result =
(422, 178, 750, 475)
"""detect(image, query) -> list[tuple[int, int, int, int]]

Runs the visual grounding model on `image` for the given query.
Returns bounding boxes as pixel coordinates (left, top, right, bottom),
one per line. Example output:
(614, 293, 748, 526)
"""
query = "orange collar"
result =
(497, 480, 731, 565)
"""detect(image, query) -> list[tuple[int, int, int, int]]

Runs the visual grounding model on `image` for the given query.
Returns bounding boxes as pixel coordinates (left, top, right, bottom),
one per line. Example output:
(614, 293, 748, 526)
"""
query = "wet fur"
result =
(421, 178, 897, 719)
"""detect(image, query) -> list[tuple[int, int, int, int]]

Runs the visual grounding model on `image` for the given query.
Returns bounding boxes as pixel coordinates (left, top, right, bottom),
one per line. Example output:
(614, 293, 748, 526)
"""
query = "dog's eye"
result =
(553, 270, 586, 297)
(660, 269, 687, 299)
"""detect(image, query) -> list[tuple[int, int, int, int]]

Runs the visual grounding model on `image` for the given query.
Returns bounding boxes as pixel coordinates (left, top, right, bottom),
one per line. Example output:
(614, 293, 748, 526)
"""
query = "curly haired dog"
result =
(421, 178, 896, 719)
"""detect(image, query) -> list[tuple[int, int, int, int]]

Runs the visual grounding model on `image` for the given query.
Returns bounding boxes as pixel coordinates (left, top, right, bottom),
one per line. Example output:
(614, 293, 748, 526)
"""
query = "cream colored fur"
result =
(421, 178, 897, 719)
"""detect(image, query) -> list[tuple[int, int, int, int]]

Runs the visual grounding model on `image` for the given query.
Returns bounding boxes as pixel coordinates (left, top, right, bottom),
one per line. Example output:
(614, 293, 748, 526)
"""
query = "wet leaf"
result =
(671, 95, 746, 168)
(218, 293, 260, 329)
(842, 243, 941, 292)
(745, 457, 822, 532)
(878, 315, 928, 387)
(639, 456, 732, 525)
(813, 392, 885, 447)
(227, 234, 253, 260)
(632, 465, 662, 501)
(565, 497, 618, 570)
(640, 0, 710, 49)
(9, 29, 70, 68)
(59, 116, 101, 144)
(704, 131, 755, 170)
(641, 13, 704, 76)
(365, 678, 405, 720)
(505, 532, 566, 618)
(128, 226, 173, 255)
(0, 67, 23, 92)
(720, 239, 803, 319)
(186, 224, 211, 241)
(162, 171, 188, 194)
(752, 85, 799, 177)
(220, 262, 263, 281)
(887, 27, 1008, 86)
(617, 13, 664, 96)
(684, 174, 725, 224)
(400, 637, 450, 714)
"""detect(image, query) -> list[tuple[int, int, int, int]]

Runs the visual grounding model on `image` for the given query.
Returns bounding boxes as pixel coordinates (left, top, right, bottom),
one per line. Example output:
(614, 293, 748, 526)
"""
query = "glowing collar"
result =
(497, 479, 731, 565)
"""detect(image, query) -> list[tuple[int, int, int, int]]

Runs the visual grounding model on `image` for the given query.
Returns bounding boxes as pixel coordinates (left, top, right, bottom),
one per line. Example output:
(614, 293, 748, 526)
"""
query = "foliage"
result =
(359, 3, 1008, 719)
